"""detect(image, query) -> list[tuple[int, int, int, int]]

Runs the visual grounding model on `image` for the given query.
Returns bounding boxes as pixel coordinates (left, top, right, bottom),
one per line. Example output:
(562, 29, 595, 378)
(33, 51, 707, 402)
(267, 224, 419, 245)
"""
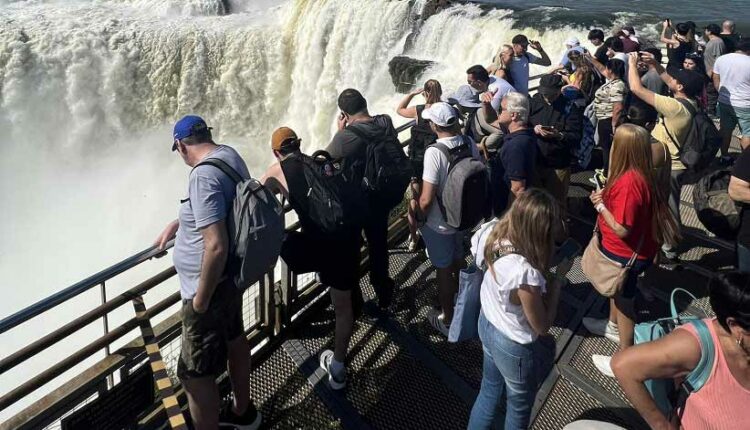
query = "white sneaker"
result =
(426, 308, 450, 337)
(582, 317, 620, 344)
(319, 350, 346, 390)
(592, 354, 615, 378)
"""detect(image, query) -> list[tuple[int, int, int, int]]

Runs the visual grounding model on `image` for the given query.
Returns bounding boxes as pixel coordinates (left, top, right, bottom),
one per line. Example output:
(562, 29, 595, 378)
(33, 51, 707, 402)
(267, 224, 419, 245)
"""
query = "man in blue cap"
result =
(154, 115, 261, 430)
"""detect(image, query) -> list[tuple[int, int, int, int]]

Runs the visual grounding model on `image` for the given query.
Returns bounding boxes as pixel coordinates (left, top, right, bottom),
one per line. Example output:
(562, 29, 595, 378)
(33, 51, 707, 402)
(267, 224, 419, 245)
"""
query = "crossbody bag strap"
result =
(625, 234, 646, 268)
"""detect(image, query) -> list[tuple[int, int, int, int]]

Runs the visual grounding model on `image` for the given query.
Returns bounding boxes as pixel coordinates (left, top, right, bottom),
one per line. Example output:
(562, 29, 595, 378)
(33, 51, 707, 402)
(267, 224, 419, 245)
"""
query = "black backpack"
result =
(693, 169, 741, 240)
(662, 99, 722, 172)
(348, 123, 412, 209)
(291, 150, 367, 234)
(409, 105, 438, 179)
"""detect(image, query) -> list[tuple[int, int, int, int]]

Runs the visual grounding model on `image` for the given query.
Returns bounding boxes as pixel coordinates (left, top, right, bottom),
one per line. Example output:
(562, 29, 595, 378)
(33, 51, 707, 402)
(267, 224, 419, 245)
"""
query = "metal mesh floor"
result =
(219, 162, 728, 430)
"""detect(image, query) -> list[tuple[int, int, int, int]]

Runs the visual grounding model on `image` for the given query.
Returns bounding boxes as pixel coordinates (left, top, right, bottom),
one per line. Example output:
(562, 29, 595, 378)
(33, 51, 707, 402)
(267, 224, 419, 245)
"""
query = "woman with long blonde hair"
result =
(468, 189, 573, 429)
(584, 124, 681, 377)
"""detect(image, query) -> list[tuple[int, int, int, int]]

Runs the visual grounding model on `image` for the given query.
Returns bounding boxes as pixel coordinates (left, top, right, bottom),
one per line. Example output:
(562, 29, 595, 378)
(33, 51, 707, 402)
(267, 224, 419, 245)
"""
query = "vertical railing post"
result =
(261, 269, 275, 333)
(100, 282, 113, 389)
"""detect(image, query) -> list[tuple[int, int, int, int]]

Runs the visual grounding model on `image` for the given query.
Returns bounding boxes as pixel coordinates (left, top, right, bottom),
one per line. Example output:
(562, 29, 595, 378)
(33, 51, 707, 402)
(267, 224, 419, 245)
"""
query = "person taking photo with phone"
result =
(583, 124, 681, 378)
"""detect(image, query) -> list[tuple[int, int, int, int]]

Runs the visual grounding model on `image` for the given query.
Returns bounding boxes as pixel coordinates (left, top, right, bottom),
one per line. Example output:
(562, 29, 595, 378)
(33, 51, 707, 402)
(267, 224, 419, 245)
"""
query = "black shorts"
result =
(281, 229, 362, 291)
(177, 279, 244, 380)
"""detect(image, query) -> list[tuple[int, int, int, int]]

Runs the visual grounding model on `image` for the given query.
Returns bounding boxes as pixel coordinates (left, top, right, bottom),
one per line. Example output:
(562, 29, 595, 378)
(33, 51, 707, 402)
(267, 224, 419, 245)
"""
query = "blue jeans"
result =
(468, 312, 550, 430)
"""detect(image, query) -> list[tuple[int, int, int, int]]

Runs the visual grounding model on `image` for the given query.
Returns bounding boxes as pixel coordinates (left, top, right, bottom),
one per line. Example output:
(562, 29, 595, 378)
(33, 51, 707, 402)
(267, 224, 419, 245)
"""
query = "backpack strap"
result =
(674, 319, 716, 421)
(434, 137, 472, 173)
(345, 125, 369, 143)
(194, 158, 243, 184)
(660, 98, 697, 152)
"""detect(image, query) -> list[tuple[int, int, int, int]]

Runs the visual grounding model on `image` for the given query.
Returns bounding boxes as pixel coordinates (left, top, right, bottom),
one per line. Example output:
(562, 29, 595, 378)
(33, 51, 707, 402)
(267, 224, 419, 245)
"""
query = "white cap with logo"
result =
(421, 102, 459, 127)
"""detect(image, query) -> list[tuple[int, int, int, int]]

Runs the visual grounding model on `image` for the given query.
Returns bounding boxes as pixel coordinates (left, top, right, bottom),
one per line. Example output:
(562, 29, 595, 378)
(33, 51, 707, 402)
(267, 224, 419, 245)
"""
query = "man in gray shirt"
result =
(154, 116, 261, 430)
(639, 48, 668, 96)
(704, 24, 727, 115)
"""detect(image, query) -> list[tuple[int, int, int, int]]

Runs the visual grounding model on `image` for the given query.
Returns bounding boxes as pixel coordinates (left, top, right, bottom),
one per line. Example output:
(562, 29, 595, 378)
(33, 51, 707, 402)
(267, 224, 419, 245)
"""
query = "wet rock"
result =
(388, 56, 435, 93)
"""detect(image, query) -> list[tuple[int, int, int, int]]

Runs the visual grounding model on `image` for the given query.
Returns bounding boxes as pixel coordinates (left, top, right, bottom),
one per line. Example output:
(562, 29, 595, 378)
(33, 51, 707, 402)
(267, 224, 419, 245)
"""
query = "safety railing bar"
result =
(0, 291, 181, 413)
(0, 267, 177, 376)
(0, 239, 176, 336)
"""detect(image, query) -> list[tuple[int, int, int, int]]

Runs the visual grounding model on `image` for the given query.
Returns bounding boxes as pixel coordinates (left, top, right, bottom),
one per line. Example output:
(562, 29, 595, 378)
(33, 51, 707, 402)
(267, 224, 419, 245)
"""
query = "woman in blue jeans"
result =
(468, 189, 573, 429)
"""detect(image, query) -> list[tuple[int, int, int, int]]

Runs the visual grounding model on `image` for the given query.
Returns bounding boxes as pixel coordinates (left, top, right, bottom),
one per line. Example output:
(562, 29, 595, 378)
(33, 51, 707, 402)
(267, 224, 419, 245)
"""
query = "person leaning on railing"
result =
(612, 272, 750, 430)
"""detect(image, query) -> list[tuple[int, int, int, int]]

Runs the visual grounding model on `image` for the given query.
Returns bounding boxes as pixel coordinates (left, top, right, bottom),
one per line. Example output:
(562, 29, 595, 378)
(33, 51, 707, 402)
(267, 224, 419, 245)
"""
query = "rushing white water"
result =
(0, 0, 635, 421)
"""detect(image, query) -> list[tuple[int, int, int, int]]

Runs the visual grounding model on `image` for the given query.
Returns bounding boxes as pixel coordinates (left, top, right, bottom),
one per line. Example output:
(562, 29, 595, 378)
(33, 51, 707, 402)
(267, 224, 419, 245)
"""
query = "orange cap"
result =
(271, 127, 300, 151)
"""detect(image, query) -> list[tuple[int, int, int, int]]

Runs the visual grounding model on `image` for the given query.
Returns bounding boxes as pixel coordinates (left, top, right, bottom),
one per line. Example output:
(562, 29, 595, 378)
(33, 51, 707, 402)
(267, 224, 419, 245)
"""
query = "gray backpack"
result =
(196, 159, 285, 291)
(434, 137, 491, 231)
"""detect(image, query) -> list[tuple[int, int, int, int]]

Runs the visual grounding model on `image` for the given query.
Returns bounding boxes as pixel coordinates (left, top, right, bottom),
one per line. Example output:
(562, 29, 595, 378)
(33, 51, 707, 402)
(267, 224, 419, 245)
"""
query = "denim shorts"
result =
(718, 102, 750, 137)
(177, 279, 244, 380)
(599, 245, 652, 299)
(420, 225, 464, 269)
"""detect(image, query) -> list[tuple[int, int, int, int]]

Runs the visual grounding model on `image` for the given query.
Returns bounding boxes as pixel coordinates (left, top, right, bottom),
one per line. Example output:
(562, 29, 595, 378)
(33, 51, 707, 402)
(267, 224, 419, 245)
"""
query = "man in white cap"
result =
(416, 102, 480, 337)
(552, 36, 587, 73)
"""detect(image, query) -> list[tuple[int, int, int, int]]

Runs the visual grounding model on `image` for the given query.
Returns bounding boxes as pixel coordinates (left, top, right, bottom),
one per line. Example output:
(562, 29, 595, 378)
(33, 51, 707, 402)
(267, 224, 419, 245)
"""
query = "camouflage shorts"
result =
(176, 280, 244, 380)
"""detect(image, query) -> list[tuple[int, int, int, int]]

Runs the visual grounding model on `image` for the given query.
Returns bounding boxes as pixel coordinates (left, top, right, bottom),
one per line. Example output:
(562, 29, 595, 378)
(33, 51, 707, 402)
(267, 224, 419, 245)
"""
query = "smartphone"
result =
(541, 125, 556, 132)
(594, 174, 605, 190)
(551, 238, 582, 266)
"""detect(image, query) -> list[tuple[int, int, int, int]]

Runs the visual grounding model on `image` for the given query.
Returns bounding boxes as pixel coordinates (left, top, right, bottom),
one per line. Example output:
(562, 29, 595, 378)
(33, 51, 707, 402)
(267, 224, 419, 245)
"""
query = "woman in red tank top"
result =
(612, 272, 750, 430)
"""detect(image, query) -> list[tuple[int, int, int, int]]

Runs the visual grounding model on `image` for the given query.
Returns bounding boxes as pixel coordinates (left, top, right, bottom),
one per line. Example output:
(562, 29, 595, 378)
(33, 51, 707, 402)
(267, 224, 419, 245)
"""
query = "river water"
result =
(0, 0, 743, 421)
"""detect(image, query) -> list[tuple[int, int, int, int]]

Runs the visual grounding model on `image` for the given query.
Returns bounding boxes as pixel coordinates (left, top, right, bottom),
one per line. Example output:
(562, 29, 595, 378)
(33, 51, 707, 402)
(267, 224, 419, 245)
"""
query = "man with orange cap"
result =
(261, 127, 361, 391)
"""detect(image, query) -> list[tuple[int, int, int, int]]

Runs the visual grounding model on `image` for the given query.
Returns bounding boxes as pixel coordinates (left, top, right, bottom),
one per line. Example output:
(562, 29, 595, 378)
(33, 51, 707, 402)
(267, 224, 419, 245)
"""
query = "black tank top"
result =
(667, 40, 692, 73)
(279, 153, 321, 236)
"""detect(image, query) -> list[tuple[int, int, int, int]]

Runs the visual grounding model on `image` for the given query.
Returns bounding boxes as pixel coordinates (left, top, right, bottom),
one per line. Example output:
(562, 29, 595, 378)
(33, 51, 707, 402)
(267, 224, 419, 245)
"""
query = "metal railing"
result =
(0, 73, 545, 429)
(0, 119, 418, 430)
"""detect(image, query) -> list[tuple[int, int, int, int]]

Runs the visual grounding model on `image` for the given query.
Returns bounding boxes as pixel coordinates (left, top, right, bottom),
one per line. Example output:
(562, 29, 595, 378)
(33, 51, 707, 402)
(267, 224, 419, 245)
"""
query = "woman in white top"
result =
(468, 189, 573, 430)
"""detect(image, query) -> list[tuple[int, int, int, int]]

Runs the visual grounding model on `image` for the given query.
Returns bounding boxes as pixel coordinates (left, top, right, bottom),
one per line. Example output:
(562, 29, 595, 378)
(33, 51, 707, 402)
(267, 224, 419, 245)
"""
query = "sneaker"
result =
(219, 400, 262, 430)
(592, 354, 615, 378)
(426, 308, 450, 337)
(582, 317, 620, 344)
(319, 349, 347, 390)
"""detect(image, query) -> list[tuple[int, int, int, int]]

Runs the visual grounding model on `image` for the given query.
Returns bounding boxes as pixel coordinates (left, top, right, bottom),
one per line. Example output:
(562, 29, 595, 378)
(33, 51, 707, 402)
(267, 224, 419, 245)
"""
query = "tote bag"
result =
(448, 223, 493, 343)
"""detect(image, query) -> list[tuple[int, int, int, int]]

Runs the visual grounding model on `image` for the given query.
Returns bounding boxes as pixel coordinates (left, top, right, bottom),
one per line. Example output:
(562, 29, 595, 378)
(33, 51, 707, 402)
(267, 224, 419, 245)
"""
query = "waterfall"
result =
(0, 0, 646, 419)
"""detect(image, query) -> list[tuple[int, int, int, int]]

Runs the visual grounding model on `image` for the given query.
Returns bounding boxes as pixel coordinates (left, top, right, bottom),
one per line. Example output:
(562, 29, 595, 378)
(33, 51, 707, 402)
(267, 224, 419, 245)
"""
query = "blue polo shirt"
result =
(491, 128, 537, 215)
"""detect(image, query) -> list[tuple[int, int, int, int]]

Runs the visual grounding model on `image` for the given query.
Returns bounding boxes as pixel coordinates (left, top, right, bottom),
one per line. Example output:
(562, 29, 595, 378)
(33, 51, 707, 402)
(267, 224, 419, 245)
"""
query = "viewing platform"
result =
(0, 86, 742, 430)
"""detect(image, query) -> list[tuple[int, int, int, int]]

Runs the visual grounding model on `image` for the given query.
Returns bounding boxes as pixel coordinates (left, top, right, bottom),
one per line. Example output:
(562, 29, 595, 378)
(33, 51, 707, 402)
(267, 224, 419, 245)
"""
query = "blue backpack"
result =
(634, 288, 715, 420)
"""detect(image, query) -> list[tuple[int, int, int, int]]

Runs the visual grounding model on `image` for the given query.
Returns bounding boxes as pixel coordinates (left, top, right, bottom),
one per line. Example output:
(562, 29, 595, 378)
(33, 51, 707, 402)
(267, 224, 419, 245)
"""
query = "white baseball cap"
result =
(421, 102, 459, 127)
(564, 37, 580, 47)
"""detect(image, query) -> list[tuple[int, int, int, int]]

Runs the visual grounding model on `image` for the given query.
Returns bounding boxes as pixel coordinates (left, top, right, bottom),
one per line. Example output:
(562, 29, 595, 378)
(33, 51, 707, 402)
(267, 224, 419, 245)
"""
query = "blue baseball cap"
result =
(172, 115, 212, 151)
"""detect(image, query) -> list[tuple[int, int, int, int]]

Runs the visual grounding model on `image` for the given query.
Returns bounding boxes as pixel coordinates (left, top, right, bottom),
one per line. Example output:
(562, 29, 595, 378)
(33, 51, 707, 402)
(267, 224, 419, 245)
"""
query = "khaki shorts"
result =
(177, 279, 244, 380)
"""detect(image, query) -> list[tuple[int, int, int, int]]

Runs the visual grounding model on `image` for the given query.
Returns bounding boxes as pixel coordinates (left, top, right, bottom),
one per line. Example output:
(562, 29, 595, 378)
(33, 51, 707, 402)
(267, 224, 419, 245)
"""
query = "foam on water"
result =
(0, 0, 653, 420)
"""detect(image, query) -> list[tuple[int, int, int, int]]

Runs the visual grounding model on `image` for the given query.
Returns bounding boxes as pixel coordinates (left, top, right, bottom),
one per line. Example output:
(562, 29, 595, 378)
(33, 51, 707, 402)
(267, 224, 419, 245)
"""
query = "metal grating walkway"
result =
(164, 154, 724, 430)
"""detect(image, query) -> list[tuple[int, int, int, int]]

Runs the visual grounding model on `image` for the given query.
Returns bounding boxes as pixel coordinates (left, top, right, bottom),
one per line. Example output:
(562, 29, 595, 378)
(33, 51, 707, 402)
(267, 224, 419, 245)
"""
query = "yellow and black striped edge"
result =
(132, 295, 188, 430)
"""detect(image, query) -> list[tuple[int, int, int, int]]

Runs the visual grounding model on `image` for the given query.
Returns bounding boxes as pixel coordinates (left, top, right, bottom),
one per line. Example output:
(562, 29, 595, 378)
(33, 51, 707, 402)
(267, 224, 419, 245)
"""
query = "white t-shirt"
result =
(508, 52, 541, 95)
(488, 76, 516, 111)
(473, 235, 547, 344)
(422, 135, 480, 234)
(714, 53, 750, 108)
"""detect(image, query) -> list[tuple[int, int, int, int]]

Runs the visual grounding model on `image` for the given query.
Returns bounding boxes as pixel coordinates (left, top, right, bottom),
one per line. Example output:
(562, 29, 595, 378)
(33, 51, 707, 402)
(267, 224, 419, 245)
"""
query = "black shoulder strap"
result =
(660, 98, 697, 151)
(415, 105, 425, 125)
(434, 137, 472, 173)
(195, 158, 243, 184)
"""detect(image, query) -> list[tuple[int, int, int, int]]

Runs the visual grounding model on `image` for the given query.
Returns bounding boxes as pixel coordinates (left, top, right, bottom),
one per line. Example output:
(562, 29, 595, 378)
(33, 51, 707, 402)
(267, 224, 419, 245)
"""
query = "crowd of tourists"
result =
(153, 19, 750, 430)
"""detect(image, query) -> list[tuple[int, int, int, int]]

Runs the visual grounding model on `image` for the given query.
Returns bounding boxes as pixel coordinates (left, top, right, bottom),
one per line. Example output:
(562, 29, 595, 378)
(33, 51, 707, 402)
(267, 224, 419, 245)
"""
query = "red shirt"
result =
(598, 170, 658, 260)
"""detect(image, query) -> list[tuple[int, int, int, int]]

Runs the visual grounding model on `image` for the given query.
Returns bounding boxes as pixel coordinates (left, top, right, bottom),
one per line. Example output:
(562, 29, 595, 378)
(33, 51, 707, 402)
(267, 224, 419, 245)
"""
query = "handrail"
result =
(0, 239, 176, 336)
(1, 75, 538, 426)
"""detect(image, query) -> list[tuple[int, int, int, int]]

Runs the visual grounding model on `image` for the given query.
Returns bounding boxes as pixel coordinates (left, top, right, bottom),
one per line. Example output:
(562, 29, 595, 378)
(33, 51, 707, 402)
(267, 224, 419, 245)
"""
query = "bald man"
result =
(720, 20, 740, 53)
